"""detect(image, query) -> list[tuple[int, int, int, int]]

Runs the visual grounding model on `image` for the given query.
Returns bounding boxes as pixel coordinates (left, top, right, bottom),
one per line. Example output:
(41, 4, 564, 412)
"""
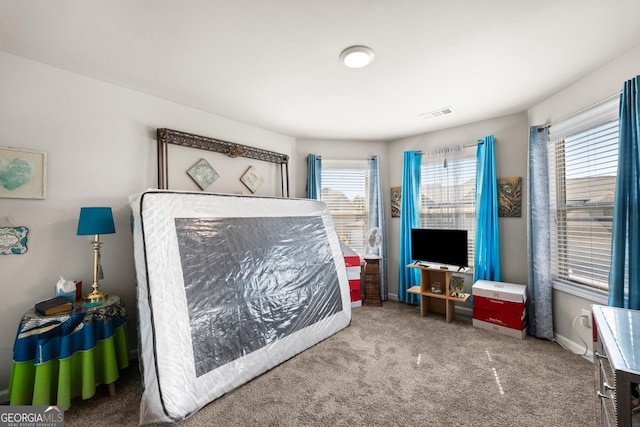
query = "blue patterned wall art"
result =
(0, 226, 28, 255)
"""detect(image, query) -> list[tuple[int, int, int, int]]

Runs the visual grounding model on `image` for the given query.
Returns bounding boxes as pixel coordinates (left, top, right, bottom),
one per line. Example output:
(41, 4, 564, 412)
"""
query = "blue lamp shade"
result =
(76, 207, 116, 236)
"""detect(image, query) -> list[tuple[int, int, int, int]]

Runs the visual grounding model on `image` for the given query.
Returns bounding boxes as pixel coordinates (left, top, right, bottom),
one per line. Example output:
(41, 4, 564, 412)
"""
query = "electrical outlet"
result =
(581, 309, 592, 328)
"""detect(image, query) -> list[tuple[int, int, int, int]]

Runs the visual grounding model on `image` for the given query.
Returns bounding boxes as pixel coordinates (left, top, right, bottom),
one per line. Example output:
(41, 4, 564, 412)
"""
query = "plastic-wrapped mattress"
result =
(129, 190, 352, 424)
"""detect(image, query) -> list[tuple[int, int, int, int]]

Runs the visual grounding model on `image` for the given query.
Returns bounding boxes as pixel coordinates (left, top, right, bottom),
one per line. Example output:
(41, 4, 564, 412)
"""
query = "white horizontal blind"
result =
(320, 159, 369, 255)
(548, 100, 619, 291)
(419, 147, 476, 267)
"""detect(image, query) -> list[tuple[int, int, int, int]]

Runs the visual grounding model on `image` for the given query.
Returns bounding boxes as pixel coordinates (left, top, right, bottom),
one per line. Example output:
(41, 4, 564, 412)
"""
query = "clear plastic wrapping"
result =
(130, 190, 351, 424)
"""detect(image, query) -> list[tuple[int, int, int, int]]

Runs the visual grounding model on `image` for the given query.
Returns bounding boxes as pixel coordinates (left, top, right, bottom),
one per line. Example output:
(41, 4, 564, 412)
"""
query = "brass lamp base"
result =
(84, 288, 108, 303)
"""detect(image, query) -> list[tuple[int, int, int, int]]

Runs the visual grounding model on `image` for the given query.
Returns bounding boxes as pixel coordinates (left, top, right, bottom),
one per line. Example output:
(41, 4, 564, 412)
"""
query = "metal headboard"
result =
(156, 128, 290, 197)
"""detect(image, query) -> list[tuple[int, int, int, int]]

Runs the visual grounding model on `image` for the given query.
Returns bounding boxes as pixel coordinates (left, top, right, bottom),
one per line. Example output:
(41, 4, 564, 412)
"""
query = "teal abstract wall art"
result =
(0, 226, 28, 255)
(0, 147, 46, 199)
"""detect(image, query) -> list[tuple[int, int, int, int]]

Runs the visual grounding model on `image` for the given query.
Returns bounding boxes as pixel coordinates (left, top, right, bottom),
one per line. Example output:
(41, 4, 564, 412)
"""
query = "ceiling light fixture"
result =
(340, 45, 375, 68)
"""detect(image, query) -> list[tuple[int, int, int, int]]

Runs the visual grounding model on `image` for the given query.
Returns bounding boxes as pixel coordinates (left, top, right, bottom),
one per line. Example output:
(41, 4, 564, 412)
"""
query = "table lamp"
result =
(77, 207, 115, 302)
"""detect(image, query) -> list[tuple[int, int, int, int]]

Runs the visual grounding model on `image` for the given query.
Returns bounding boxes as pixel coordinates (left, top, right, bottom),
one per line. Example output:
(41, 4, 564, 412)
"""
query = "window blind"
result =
(548, 100, 619, 291)
(320, 159, 370, 255)
(419, 148, 476, 267)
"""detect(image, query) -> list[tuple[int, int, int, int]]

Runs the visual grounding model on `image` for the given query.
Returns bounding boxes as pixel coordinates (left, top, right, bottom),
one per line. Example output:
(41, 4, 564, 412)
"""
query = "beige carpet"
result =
(64, 300, 597, 426)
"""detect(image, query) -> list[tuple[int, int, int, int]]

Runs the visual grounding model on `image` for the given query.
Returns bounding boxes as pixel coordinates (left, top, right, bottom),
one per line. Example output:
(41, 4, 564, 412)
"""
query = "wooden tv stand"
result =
(406, 264, 470, 322)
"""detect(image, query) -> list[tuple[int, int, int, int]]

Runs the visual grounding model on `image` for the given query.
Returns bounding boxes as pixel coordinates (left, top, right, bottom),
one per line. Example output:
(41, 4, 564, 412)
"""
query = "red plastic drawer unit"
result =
(473, 296, 526, 316)
(473, 307, 527, 330)
(341, 241, 362, 307)
(472, 280, 527, 339)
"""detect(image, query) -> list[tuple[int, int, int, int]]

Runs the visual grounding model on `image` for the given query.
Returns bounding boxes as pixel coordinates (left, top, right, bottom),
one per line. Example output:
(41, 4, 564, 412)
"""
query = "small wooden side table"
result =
(363, 256, 382, 307)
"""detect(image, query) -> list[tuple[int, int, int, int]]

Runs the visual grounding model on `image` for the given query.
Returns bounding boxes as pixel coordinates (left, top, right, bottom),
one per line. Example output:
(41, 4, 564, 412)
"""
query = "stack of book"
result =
(35, 296, 74, 315)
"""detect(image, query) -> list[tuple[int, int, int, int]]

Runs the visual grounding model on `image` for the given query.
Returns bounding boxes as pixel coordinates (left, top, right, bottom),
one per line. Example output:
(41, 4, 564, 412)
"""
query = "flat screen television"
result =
(411, 228, 468, 269)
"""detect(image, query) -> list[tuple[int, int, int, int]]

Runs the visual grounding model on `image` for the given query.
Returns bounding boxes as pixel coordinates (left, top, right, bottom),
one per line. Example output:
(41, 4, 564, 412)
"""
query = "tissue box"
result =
(55, 280, 82, 302)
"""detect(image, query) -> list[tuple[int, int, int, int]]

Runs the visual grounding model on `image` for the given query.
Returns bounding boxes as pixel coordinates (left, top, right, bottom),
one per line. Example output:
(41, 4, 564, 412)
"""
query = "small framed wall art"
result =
(0, 226, 28, 255)
(0, 147, 47, 199)
(187, 158, 220, 190)
(391, 186, 401, 217)
(498, 176, 522, 217)
(240, 166, 264, 193)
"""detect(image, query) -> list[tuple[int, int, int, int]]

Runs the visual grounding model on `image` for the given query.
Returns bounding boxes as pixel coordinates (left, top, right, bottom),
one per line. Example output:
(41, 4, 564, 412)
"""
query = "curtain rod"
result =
(312, 155, 375, 160)
(414, 141, 483, 155)
(538, 91, 621, 131)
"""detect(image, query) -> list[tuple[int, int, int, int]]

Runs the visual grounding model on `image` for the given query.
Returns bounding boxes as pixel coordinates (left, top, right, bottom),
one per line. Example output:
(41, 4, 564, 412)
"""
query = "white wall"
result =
(0, 51, 295, 392)
(528, 44, 640, 354)
(387, 112, 530, 299)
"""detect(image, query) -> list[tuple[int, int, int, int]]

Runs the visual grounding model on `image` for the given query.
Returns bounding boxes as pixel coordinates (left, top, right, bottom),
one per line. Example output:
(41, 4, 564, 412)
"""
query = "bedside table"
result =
(8, 295, 129, 410)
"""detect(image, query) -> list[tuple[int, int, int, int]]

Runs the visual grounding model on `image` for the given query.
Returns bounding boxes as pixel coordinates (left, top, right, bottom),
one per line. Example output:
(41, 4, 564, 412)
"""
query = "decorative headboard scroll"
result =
(156, 128, 290, 197)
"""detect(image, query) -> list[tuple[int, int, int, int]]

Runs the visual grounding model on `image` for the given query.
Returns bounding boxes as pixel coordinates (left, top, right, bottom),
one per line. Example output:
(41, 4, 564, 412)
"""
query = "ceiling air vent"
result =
(419, 107, 454, 120)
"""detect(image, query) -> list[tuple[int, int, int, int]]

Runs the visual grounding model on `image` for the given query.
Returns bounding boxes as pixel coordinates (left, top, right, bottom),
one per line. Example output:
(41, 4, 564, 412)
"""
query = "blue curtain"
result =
(306, 154, 321, 200)
(474, 135, 501, 283)
(368, 156, 388, 300)
(609, 75, 640, 309)
(527, 126, 554, 339)
(398, 150, 421, 304)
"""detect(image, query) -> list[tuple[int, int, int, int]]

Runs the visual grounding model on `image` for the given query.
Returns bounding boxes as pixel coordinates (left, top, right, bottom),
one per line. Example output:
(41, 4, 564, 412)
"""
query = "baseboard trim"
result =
(555, 332, 593, 362)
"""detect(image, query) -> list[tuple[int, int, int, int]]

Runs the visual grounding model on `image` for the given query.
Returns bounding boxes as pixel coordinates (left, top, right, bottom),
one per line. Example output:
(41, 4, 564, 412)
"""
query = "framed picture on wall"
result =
(0, 226, 28, 255)
(240, 165, 264, 193)
(497, 176, 522, 217)
(0, 147, 47, 199)
(187, 158, 220, 190)
(391, 186, 401, 217)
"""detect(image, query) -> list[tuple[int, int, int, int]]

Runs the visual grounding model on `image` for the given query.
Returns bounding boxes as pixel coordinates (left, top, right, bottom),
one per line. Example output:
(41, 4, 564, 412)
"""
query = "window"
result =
(548, 99, 619, 292)
(320, 159, 369, 255)
(419, 147, 476, 267)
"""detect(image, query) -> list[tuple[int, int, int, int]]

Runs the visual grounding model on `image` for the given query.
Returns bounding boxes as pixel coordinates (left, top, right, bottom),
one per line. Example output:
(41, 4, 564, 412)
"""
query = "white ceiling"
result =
(2, 1, 639, 141)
